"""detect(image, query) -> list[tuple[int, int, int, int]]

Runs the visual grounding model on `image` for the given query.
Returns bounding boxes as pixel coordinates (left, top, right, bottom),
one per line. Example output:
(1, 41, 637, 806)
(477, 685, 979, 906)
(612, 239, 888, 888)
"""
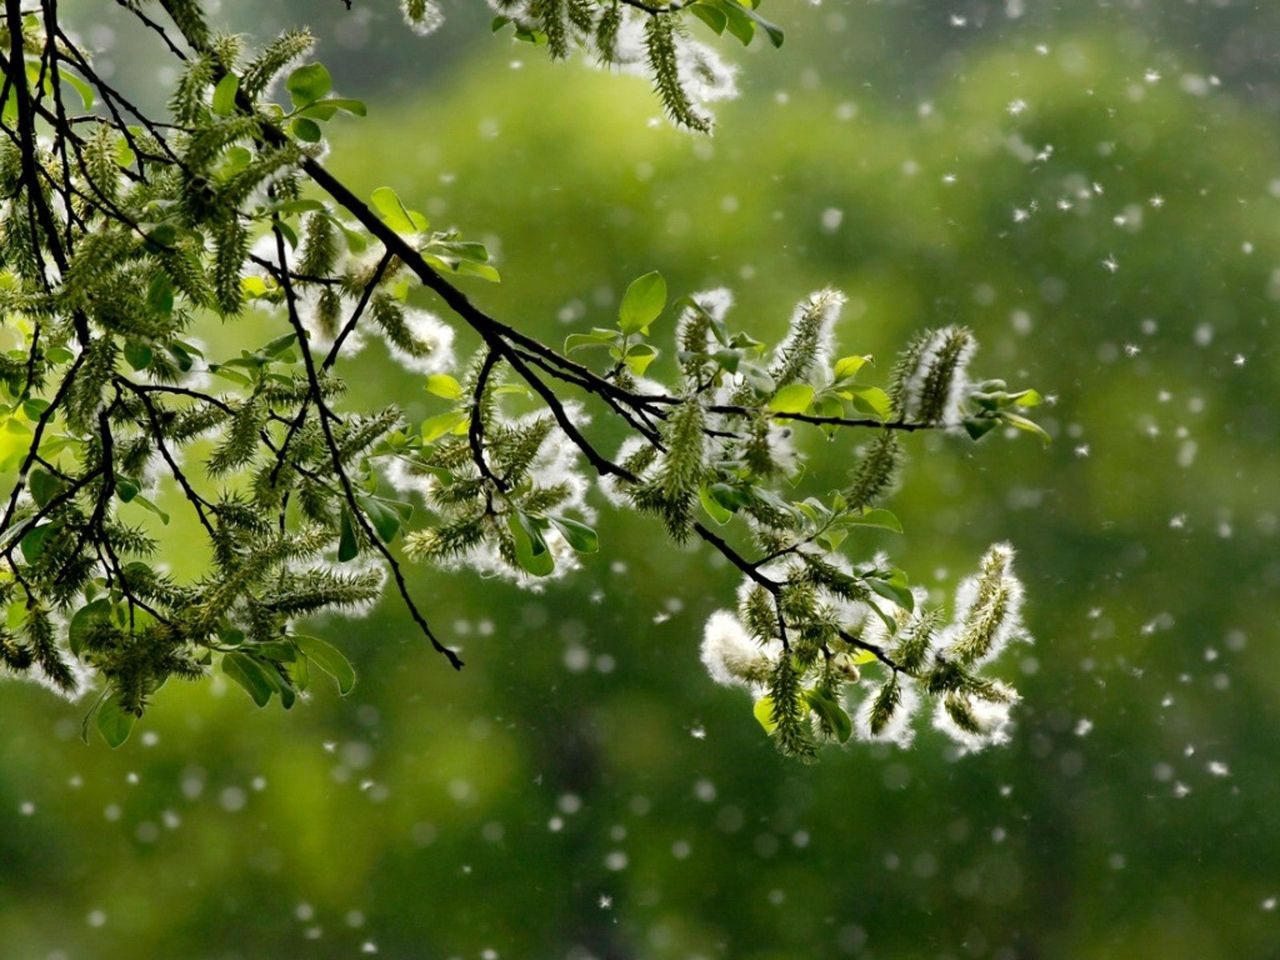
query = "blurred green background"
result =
(3, 2, 1279, 958)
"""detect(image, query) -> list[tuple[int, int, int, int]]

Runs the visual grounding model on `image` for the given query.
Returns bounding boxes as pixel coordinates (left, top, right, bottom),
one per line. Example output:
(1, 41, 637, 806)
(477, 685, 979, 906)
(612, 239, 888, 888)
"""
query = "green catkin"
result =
(644, 15, 710, 133)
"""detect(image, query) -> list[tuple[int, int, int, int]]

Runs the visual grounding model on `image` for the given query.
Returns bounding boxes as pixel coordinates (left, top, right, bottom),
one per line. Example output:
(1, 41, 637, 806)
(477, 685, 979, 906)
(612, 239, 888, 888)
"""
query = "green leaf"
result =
(130, 494, 170, 525)
(338, 505, 359, 561)
(358, 496, 402, 544)
(508, 512, 555, 577)
(424, 374, 463, 400)
(689, 2, 728, 34)
(805, 688, 853, 743)
(321, 97, 367, 117)
(370, 186, 428, 234)
(833, 354, 870, 380)
(548, 516, 598, 554)
(69, 598, 112, 657)
(20, 524, 53, 563)
(851, 386, 892, 421)
(211, 73, 239, 116)
(57, 68, 94, 109)
(114, 476, 139, 503)
(753, 695, 779, 734)
(699, 484, 733, 525)
(1011, 388, 1043, 407)
(768, 383, 814, 415)
(565, 329, 621, 353)
(1000, 411, 1052, 445)
(963, 416, 1000, 441)
(124, 340, 153, 370)
(618, 271, 667, 334)
(740, 362, 776, 397)
(222, 651, 276, 707)
(623, 342, 659, 377)
(735, 0, 785, 46)
(713, 0, 756, 44)
(866, 568, 914, 613)
(421, 410, 468, 443)
(0, 417, 32, 471)
(294, 634, 356, 695)
(96, 697, 136, 748)
(291, 117, 323, 143)
(846, 508, 903, 534)
(147, 273, 174, 316)
(262, 332, 298, 357)
(286, 62, 332, 107)
(28, 467, 60, 509)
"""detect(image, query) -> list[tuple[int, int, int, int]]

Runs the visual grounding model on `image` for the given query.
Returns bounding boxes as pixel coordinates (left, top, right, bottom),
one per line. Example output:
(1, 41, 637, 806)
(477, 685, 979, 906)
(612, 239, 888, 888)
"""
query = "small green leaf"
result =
(735, 1, 785, 46)
(846, 508, 903, 534)
(294, 634, 356, 695)
(291, 117, 323, 143)
(753, 695, 779, 734)
(130, 494, 170, 525)
(768, 383, 814, 415)
(124, 341, 153, 370)
(740, 362, 776, 397)
(689, 2, 728, 34)
(618, 271, 667, 334)
(57, 68, 94, 110)
(508, 512, 555, 577)
(1001, 411, 1052, 445)
(20, 524, 53, 563)
(222, 652, 276, 707)
(96, 697, 136, 748)
(713, 0, 756, 44)
(211, 73, 239, 116)
(69, 598, 112, 657)
(963, 416, 1000, 441)
(421, 410, 468, 443)
(866, 569, 914, 613)
(699, 484, 733, 525)
(851, 386, 892, 421)
(565, 330, 621, 353)
(358, 496, 402, 544)
(286, 62, 332, 106)
(28, 467, 60, 509)
(370, 186, 428, 234)
(147, 273, 174, 316)
(805, 688, 853, 743)
(323, 97, 367, 117)
(548, 516, 598, 554)
(623, 342, 659, 377)
(338, 505, 359, 561)
(833, 354, 870, 380)
(111, 477, 138, 504)
(424, 374, 463, 400)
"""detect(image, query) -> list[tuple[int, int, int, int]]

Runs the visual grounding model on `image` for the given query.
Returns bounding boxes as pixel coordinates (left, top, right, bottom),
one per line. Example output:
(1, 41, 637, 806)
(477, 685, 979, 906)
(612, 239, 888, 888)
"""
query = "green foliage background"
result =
(2, 2, 1278, 957)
